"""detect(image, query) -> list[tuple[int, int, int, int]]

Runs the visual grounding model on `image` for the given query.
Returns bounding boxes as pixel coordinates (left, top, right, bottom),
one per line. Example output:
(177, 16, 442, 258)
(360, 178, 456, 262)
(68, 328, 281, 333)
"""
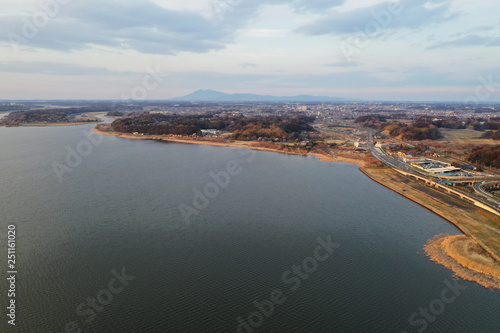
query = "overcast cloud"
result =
(0, 0, 499, 101)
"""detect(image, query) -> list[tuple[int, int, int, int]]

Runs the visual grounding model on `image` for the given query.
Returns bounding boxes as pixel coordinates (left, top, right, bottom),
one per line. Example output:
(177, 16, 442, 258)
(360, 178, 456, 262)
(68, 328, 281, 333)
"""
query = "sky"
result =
(0, 0, 499, 101)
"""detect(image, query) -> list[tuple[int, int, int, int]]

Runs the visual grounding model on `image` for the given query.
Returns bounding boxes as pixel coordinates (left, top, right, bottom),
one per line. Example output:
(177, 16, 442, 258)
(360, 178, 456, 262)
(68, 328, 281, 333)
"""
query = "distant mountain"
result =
(170, 89, 361, 102)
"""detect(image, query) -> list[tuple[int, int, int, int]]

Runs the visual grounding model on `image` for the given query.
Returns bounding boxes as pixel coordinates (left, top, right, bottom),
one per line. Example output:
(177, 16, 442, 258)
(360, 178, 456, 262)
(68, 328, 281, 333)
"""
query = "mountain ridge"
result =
(170, 89, 361, 102)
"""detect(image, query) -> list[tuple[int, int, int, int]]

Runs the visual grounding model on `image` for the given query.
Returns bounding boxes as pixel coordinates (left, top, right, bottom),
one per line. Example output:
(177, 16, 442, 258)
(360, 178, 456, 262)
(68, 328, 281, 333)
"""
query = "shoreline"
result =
(92, 125, 500, 286)
(359, 167, 471, 235)
(91, 126, 370, 167)
(360, 167, 500, 264)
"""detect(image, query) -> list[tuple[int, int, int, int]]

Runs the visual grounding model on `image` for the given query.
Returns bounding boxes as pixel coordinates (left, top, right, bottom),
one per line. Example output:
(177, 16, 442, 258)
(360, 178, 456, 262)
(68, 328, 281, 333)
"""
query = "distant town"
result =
(1, 99, 499, 162)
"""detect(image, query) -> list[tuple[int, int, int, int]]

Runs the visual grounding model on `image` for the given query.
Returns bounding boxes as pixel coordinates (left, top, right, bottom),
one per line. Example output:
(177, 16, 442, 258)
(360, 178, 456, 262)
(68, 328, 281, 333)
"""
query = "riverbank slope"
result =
(361, 167, 500, 289)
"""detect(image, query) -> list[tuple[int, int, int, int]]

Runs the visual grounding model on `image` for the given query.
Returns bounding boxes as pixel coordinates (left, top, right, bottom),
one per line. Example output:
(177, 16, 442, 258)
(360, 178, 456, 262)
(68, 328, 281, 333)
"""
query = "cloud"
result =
(399, 66, 459, 86)
(296, 0, 457, 36)
(0, 0, 239, 54)
(467, 26, 495, 33)
(326, 60, 362, 67)
(240, 63, 257, 68)
(244, 29, 287, 37)
(377, 68, 398, 73)
(427, 34, 500, 49)
(0, 0, 351, 55)
(0, 61, 133, 76)
(0, 62, 467, 89)
(165, 70, 380, 89)
(290, 0, 344, 13)
(213, 0, 346, 17)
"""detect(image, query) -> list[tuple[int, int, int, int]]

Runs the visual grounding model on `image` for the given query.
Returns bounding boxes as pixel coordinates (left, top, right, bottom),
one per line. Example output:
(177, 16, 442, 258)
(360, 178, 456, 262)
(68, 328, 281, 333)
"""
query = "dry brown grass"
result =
(424, 234, 500, 290)
(442, 235, 500, 277)
(439, 128, 485, 142)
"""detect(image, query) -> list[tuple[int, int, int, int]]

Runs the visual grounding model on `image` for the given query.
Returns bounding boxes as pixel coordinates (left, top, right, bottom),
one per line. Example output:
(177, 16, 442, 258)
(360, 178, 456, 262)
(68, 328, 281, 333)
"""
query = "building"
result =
(410, 160, 460, 174)
(201, 129, 219, 136)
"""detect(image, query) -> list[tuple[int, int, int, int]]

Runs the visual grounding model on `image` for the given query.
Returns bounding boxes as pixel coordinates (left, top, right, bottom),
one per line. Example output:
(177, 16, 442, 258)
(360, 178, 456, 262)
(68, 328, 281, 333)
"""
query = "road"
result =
(474, 181, 500, 205)
(367, 131, 500, 214)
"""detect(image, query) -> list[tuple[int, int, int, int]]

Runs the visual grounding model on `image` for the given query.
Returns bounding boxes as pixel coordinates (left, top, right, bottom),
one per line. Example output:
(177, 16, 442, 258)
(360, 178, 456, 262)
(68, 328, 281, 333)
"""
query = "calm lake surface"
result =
(0, 124, 499, 333)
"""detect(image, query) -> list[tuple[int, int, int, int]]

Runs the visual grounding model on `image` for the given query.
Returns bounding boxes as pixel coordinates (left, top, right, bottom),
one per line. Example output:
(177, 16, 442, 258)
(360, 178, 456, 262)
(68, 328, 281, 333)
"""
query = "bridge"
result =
(367, 131, 500, 216)
(394, 169, 500, 216)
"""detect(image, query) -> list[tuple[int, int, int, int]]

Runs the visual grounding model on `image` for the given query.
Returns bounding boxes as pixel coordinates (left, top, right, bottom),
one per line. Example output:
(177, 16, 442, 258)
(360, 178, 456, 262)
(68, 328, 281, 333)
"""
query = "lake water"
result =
(0, 124, 499, 332)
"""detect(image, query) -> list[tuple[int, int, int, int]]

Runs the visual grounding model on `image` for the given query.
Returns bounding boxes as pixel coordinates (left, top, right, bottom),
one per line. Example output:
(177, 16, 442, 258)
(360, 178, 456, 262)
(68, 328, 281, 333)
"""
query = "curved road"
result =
(474, 181, 500, 205)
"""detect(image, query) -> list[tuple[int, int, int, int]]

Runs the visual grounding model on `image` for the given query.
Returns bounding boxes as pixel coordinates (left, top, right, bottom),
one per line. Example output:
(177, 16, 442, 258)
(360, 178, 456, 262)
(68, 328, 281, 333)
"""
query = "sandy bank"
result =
(424, 234, 500, 290)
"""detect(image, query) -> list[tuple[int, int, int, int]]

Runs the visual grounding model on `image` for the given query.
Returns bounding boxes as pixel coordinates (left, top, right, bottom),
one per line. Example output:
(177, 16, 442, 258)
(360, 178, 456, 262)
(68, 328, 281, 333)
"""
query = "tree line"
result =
(110, 113, 316, 140)
(468, 146, 500, 168)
